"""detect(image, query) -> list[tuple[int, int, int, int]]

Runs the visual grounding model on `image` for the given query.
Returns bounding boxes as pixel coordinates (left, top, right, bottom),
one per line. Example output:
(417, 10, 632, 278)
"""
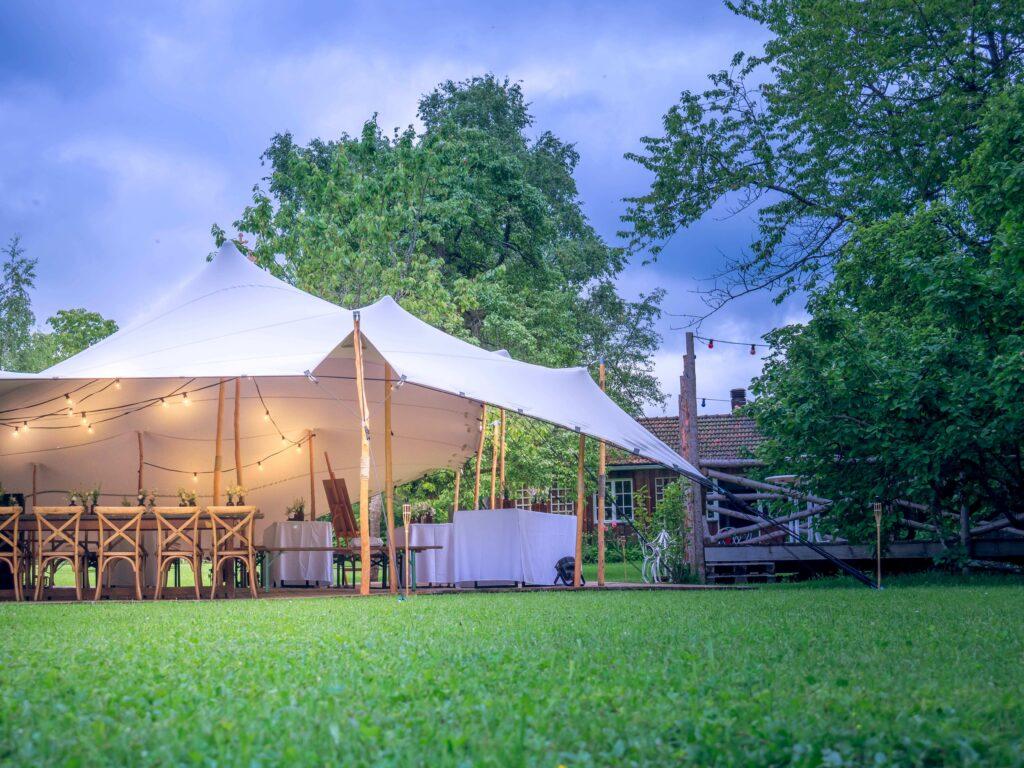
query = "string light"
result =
(21, 421, 28, 432)
(192, 472, 198, 483)
(80, 412, 88, 426)
(750, 344, 757, 355)
(64, 394, 73, 407)
(12, 426, 19, 438)
(281, 435, 287, 445)
(160, 398, 168, 408)
(257, 461, 263, 471)
(295, 443, 302, 454)
(701, 398, 706, 407)
(182, 392, 191, 406)
(114, 379, 122, 390)
(263, 410, 270, 422)
(67, 406, 74, 417)
(87, 424, 93, 434)
(707, 339, 714, 349)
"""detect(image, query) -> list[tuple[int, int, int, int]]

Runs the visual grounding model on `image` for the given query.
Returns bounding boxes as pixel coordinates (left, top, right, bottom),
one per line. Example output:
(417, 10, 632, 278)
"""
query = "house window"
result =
(605, 478, 633, 521)
(653, 476, 676, 504)
(548, 482, 575, 514)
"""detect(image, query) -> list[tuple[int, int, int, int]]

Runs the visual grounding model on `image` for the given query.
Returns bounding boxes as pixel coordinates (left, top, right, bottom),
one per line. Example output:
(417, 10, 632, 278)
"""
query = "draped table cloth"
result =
(263, 521, 333, 586)
(393, 523, 455, 586)
(453, 509, 576, 587)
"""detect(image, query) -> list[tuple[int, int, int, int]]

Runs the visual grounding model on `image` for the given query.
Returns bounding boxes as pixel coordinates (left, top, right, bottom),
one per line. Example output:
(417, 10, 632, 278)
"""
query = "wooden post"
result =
(473, 404, 487, 508)
(873, 501, 883, 587)
(489, 422, 499, 509)
(353, 312, 372, 596)
(136, 431, 144, 494)
(680, 333, 706, 582)
(307, 430, 316, 520)
(453, 467, 461, 518)
(213, 379, 226, 505)
(597, 361, 607, 587)
(402, 502, 412, 597)
(573, 433, 585, 587)
(31, 463, 37, 512)
(383, 363, 399, 595)
(498, 408, 506, 504)
(234, 378, 243, 487)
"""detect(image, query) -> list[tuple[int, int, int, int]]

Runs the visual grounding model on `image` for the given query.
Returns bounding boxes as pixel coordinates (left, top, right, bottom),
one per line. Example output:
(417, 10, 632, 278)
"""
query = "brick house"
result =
(603, 388, 763, 534)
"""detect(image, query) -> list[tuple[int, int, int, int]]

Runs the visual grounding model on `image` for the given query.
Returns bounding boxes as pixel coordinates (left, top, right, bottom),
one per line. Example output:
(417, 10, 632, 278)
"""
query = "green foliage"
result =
(221, 75, 663, 414)
(749, 85, 1024, 539)
(0, 236, 119, 372)
(0, 235, 37, 370)
(634, 478, 692, 583)
(625, 1, 1024, 305)
(2, 581, 1023, 764)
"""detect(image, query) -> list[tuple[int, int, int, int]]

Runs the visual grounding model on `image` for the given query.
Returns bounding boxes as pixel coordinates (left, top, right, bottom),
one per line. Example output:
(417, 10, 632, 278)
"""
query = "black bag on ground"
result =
(554, 556, 583, 586)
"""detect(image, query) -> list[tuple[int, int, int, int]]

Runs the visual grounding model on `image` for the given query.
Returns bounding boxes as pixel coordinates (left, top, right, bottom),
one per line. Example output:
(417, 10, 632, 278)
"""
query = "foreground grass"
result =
(1, 577, 1023, 766)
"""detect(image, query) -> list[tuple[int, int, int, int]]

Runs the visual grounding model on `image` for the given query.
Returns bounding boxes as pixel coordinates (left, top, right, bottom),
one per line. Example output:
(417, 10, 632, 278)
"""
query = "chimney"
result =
(730, 388, 747, 412)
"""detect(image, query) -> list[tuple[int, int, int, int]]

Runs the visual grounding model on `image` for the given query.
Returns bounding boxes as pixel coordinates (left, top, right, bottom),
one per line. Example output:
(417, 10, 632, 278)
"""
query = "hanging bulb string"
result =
(693, 335, 767, 353)
(0, 378, 99, 416)
(251, 377, 302, 447)
(142, 430, 313, 477)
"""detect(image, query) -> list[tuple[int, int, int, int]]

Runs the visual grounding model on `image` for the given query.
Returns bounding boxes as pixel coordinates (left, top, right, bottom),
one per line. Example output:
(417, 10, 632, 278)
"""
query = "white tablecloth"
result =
(394, 523, 455, 586)
(453, 509, 575, 586)
(263, 521, 333, 586)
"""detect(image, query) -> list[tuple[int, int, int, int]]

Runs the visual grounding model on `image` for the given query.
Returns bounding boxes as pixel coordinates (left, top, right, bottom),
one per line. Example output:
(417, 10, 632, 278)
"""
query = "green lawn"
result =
(2, 577, 1022, 766)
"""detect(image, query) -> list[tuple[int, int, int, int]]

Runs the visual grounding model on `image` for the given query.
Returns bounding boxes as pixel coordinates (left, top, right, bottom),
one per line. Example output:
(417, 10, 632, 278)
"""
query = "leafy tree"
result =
(749, 84, 1024, 542)
(220, 75, 663, 413)
(624, 1, 1024, 310)
(22, 309, 119, 371)
(0, 235, 37, 370)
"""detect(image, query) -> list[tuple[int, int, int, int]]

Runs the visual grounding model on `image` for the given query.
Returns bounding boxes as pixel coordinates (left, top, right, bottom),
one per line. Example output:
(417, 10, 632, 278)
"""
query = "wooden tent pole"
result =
(353, 312, 372, 596)
(680, 333, 706, 582)
(31, 463, 37, 512)
(453, 467, 461, 518)
(473, 404, 487, 508)
(307, 430, 316, 520)
(234, 378, 243, 487)
(597, 362, 607, 587)
(383, 363, 398, 595)
(498, 408, 506, 504)
(573, 433, 586, 587)
(213, 378, 226, 505)
(136, 431, 144, 494)
(489, 422, 499, 509)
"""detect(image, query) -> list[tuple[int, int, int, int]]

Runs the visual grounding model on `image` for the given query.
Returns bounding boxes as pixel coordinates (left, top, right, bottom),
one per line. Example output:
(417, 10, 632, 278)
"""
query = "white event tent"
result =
(0, 242, 700, 536)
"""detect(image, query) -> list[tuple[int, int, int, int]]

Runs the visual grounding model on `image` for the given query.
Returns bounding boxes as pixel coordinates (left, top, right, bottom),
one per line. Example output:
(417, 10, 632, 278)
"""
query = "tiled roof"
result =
(612, 413, 763, 466)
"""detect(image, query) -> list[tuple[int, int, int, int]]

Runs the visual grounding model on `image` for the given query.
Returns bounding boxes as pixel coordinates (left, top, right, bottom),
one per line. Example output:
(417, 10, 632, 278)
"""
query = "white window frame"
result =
(653, 476, 675, 504)
(604, 478, 633, 522)
(548, 482, 575, 514)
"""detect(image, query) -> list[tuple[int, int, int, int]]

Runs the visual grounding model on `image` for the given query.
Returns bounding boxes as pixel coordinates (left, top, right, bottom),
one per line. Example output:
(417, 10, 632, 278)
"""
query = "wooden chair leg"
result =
(209, 558, 219, 600)
(248, 556, 259, 599)
(34, 558, 43, 601)
(192, 556, 202, 600)
(155, 559, 166, 600)
(13, 561, 22, 602)
(133, 560, 143, 601)
(93, 557, 104, 601)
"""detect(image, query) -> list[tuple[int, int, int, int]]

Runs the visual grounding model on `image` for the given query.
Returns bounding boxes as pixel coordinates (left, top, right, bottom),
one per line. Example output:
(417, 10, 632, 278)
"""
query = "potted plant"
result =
(177, 488, 197, 507)
(137, 488, 155, 508)
(226, 484, 246, 506)
(286, 498, 305, 521)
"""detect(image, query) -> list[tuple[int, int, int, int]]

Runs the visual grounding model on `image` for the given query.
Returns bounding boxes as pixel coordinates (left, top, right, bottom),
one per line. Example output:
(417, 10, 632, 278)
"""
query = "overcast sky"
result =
(0, 1, 805, 414)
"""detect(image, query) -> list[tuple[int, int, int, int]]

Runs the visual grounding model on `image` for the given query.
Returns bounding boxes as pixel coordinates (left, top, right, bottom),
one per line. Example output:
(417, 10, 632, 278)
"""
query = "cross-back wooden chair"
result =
(207, 506, 258, 599)
(34, 506, 85, 601)
(93, 506, 146, 601)
(0, 506, 24, 601)
(153, 506, 203, 600)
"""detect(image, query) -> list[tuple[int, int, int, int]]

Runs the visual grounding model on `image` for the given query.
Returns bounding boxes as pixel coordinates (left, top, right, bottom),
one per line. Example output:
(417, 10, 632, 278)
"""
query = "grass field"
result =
(2, 576, 1022, 766)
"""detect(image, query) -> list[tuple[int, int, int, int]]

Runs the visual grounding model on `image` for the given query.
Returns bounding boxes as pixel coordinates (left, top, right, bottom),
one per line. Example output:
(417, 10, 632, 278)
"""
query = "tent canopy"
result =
(0, 242, 699, 525)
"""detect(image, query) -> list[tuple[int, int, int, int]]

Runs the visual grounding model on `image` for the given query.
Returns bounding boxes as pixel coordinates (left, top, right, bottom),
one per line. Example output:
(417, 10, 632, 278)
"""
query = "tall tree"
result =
(749, 84, 1024, 543)
(220, 75, 663, 415)
(0, 235, 37, 371)
(624, 0, 1024, 310)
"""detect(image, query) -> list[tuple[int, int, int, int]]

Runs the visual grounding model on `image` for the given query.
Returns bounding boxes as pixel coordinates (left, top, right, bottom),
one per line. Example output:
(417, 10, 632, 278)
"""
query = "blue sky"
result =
(0, 1, 805, 414)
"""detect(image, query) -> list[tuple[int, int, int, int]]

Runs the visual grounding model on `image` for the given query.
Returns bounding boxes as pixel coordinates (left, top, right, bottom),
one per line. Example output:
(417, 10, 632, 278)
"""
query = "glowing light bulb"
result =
(67, 406, 74, 417)
(80, 412, 88, 426)
(87, 424, 93, 434)
(12, 427, 19, 438)
(263, 410, 271, 422)
(22, 421, 29, 432)
(750, 344, 756, 355)
(708, 339, 714, 349)
(257, 461, 264, 472)
(114, 378, 122, 390)
(280, 435, 287, 445)
(182, 392, 191, 406)
(192, 472, 198, 483)
(160, 398, 168, 408)
(295, 443, 302, 454)
(64, 394, 72, 406)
